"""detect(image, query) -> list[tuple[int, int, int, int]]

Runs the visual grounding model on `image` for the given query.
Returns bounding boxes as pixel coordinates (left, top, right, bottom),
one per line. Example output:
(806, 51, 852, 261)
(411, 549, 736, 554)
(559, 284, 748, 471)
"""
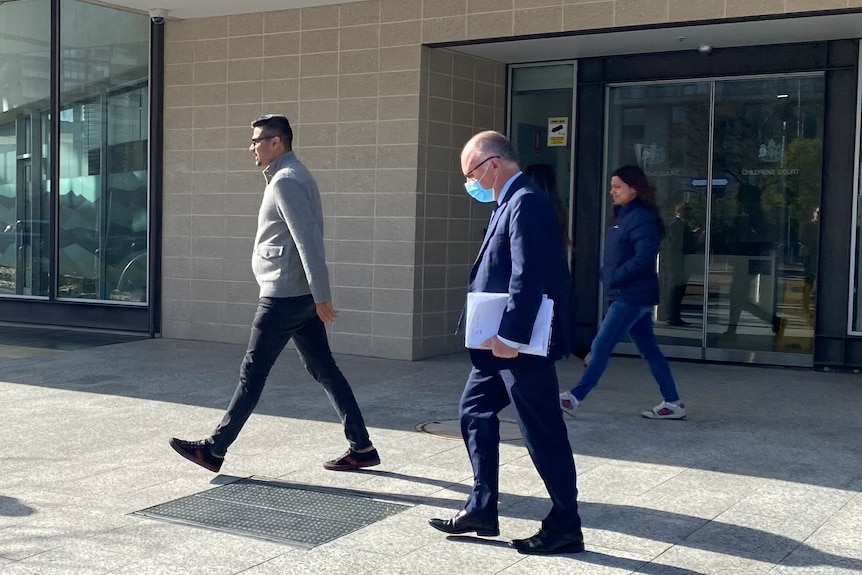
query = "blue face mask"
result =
(464, 180, 495, 203)
(463, 162, 496, 203)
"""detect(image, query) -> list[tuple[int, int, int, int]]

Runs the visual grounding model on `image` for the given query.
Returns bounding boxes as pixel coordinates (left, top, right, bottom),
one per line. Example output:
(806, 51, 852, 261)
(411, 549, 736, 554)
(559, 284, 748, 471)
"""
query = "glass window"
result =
(855, 163, 862, 332)
(0, 0, 52, 296)
(59, 1, 149, 301)
(708, 76, 824, 354)
(605, 76, 824, 362)
(510, 64, 575, 252)
(606, 81, 711, 353)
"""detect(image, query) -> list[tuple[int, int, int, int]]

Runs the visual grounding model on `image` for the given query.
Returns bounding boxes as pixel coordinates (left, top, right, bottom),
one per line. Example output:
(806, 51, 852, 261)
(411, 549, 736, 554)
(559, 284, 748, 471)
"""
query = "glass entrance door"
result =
(707, 76, 823, 362)
(607, 81, 712, 359)
(606, 75, 824, 365)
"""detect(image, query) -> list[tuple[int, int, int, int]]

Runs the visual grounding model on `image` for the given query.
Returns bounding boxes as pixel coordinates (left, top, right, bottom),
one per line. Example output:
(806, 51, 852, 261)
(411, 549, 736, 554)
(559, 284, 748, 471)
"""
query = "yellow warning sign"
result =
(547, 117, 568, 147)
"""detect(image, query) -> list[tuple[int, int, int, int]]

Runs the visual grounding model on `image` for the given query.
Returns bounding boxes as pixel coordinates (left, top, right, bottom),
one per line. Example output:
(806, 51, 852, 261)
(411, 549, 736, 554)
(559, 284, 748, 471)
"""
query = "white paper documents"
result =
(464, 292, 554, 356)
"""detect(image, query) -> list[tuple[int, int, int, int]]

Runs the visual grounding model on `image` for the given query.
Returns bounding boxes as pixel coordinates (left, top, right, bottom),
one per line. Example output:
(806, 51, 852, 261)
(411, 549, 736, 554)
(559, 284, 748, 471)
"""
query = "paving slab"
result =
(0, 338, 860, 574)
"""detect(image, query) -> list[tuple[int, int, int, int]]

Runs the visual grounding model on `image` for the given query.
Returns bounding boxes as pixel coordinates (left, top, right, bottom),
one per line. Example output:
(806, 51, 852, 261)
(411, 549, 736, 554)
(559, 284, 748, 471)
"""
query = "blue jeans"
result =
(208, 295, 372, 456)
(570, 300, 680, 403)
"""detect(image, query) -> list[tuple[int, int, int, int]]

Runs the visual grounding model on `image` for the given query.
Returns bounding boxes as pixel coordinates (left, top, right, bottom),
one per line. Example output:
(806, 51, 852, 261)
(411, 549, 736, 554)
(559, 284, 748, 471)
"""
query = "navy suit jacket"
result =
(467, 173, 572, 370)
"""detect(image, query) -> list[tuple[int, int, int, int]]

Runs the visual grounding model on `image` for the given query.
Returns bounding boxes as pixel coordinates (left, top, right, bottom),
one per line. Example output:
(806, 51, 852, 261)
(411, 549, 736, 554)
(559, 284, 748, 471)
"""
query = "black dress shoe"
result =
(428, 510, 499, 537)
(169, 438, 224, 472)
(510, 528, 585, 555)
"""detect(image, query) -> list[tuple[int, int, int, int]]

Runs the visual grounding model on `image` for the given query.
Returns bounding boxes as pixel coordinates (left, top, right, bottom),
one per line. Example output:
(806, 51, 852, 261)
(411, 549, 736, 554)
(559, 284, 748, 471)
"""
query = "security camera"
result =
(148, 8, 168, 24)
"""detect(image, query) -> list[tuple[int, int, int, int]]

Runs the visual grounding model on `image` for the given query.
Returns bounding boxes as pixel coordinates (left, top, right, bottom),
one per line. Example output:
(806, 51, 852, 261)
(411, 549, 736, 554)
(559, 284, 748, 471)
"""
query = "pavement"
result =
(1, 336, 861, 574)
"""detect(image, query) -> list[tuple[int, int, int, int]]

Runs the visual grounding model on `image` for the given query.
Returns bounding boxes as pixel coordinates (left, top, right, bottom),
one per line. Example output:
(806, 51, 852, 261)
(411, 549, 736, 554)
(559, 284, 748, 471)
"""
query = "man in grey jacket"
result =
(170, 114, 379, 473)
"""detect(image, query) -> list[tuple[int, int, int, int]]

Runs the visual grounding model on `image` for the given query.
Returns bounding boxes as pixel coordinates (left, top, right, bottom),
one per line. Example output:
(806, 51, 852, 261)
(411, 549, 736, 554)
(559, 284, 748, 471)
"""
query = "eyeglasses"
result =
(250, 136, 276, 145)
(464, 156, 500, 181)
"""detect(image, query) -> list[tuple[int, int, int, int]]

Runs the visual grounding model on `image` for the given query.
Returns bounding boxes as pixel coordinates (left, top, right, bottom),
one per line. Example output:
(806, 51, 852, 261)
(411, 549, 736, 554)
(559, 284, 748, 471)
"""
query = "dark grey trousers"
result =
(208, 295, 372, 456)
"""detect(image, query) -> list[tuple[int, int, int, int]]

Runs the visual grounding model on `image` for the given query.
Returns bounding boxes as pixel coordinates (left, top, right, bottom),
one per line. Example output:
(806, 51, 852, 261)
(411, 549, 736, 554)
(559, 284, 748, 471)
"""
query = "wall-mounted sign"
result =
(690, 178, 729, 187)
(742, 168, 800, 175)
(547, 117, 567, 147)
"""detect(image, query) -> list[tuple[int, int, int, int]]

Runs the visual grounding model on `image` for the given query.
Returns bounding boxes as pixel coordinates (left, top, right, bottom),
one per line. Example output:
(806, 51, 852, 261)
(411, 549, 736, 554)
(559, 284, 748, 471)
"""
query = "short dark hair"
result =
(252, 114, 293, 149)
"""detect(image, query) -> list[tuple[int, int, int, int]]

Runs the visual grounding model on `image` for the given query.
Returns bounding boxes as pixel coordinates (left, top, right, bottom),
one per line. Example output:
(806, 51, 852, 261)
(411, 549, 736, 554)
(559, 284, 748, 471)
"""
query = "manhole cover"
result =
(133, 477, 412, 547)
(415, 419, 522, 441)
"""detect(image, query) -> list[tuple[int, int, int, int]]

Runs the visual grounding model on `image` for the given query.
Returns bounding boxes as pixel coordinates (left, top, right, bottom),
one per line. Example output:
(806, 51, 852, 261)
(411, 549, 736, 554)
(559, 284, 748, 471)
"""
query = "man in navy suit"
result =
(428, 131, 584, 555)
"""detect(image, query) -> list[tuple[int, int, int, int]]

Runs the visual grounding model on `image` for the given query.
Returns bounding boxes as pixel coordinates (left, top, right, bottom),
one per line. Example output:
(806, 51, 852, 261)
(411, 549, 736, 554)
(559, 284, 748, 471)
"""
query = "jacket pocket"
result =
(252, 244, 285, 282)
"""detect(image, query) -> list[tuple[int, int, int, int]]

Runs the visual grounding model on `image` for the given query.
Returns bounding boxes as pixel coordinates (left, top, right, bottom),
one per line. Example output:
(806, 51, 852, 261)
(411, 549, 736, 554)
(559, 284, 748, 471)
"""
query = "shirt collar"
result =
(497, 171, 522, 205)
(263, 151, 295, 183)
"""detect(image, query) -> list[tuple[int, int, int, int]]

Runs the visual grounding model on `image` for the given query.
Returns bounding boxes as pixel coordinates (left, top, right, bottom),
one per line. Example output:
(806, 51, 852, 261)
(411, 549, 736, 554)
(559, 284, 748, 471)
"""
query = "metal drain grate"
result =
(133, 478, 412, 547)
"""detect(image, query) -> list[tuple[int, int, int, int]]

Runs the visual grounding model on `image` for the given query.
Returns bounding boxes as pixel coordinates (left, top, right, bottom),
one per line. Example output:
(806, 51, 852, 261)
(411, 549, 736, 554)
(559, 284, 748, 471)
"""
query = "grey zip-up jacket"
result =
(252, 151, 331, 302)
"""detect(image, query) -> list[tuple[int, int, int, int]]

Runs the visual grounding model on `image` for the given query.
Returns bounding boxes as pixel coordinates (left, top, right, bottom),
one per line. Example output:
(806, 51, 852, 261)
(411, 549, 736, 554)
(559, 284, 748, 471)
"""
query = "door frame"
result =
(572, 39, 859, 368)
(604, 73, 824, 368)
(506, 60, 578, 267)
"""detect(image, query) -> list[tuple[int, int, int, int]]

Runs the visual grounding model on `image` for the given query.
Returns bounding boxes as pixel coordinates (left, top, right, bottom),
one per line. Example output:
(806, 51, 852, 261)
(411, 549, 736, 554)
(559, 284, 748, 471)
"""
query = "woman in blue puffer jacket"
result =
(560, 165, 686, 420)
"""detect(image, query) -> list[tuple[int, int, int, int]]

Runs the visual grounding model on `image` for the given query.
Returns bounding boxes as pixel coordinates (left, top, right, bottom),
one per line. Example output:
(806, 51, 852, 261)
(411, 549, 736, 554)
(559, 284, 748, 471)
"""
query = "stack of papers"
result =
(464, 292, 554, 357)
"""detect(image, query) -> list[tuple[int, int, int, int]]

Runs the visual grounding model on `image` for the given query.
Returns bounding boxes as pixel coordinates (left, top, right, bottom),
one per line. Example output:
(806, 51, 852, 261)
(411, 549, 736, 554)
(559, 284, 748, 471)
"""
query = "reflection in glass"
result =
(605, 76, 824, 360)
(59, 1, 148, 301)
(708, 76, 824, 354)
(606, 82, 711, 350)
(0, 0, 51, 296)
(510, 64, 574, 242)
(856, 200, 862, 330)
(855, 147, 862, 330)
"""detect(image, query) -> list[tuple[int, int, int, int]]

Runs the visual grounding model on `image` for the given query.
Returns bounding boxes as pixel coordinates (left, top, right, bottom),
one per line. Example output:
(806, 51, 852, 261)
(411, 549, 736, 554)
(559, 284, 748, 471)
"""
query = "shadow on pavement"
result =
(205, 474, 860, 574)
(2, 338, 861, 494)
(0, 495, 36, 517)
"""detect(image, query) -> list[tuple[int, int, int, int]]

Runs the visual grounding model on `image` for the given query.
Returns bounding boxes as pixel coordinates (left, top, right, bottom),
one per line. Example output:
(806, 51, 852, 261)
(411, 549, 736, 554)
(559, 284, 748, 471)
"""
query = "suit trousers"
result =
(459, 358, 582, 534)
(208, 295, 372, 456)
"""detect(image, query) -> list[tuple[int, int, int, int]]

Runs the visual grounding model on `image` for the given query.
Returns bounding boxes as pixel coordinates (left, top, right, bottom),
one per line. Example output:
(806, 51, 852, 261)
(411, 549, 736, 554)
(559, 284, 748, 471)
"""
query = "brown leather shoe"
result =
(169, 438, 223, 472)
(323, 447, 380, 471)
(510, 528, 585, 554)
(429, 510, 499, 537)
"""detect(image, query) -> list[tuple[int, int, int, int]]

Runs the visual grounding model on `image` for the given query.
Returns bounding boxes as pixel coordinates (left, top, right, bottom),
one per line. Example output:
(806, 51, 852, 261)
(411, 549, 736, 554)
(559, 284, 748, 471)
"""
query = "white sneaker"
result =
(559, 391, 578, 416)
(641, 401, 687, 420)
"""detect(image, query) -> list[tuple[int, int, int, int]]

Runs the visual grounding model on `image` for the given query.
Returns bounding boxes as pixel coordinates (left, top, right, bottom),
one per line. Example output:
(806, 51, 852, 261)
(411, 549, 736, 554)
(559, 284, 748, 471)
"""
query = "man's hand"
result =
(316, 301, 338, 323)
(481, 336, 519, 359)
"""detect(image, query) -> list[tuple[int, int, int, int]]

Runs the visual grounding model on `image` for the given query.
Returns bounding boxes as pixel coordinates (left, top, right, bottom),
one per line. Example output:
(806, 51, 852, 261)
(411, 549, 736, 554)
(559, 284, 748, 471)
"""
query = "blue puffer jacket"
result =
(603, 198, 662, 305)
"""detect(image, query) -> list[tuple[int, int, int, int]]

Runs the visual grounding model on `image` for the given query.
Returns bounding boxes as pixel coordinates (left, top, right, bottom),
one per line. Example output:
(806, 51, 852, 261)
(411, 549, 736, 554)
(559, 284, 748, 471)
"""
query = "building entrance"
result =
(606, 75, 824, 366)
